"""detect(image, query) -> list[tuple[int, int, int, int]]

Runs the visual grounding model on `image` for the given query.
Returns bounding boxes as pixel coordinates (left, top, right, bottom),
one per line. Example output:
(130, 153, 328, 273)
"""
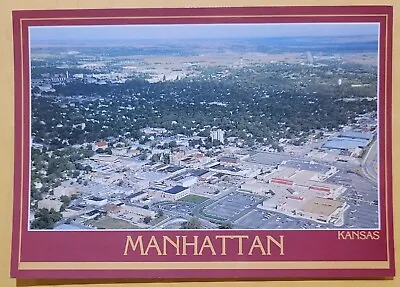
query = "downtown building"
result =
(210, 129, 225, 143)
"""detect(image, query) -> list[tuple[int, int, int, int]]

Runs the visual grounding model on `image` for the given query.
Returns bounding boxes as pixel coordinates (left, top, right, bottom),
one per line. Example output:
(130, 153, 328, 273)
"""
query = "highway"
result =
(361, 139, 378, 183)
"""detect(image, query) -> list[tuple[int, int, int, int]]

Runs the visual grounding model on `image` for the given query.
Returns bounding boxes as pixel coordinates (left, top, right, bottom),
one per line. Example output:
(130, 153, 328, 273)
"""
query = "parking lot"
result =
(154, 201, 197, 215)
(202, 192, 264, 221)
(234, 209, 334, 229)
(247, 152, 290, 166)
(329, 170, 379, 229)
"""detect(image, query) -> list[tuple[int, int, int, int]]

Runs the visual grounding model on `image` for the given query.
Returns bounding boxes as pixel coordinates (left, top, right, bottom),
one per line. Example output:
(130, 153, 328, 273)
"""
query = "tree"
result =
(84, 165, 92, 172)
(72, 170, 80, 178)
(143, 216, 152, 224)
(181, 217, 201, 229)
(168, 141, 177, 148)
(30, 208, 62, 229)
(139, 151, 148, 161)
(162, 153, 171, 164)
(60, 195, 71, 205)
(156, 209, 164, 218)
(151, 153, 161, 162)
(218, 222, 233, 229)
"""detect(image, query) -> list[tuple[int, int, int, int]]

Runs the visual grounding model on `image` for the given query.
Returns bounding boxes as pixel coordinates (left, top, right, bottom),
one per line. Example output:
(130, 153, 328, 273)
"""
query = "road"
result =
(361, 139, 378, 183)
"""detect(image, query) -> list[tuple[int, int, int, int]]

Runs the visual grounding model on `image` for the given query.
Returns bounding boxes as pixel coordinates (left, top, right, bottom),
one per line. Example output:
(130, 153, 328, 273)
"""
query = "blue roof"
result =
(339, 131, 373, 140)
(323, 138, 370, 150)
(164, 185, 188, 194)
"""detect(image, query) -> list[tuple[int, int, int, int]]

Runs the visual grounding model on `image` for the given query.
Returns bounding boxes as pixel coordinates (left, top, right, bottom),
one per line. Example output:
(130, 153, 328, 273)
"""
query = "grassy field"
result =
(88, 216, 139, 229)
(150, 216, 166, 226)
(179, 194, 209, 204)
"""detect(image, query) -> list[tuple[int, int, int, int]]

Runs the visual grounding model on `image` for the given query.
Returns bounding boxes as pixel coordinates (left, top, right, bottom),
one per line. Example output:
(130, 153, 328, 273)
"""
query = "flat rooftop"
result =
(247, 152, 289, 166)
(283, 160, 331, 173)
(88, 196, 106, 201)
(323, 138, 370, 150)
(164, 185, 188, 194)
(126, 191, 146, 199)
(300, 197, 344, 217)
(340, 131, 374, 140)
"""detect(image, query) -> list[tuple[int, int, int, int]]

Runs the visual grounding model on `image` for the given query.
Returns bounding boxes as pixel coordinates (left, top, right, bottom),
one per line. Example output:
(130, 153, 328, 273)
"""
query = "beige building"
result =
(53, 186, 77, 198)
(241, 180, 269, 195)
(298, 197, 345, 223)
(38, 198, 63, 212)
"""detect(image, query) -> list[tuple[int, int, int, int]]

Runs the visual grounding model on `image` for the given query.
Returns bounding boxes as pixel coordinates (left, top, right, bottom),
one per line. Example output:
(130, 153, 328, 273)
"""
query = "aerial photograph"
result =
(28, 23, 379, 230)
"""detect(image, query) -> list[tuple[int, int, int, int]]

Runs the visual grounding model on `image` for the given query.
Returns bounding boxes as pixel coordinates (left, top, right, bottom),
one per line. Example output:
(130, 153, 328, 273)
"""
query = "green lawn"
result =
(149, 215, 166, 226)
(179, 194, 209, 204)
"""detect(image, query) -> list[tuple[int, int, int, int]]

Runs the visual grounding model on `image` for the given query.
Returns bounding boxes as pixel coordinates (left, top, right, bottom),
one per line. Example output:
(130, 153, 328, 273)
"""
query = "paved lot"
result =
(202, 192, 263, 221)
(247, 152, 291, 166)
(234, 169, 379, 230)
(234, 209, 331, 229)
(329, 171, 379, 229)
(154, 201, 197, 215)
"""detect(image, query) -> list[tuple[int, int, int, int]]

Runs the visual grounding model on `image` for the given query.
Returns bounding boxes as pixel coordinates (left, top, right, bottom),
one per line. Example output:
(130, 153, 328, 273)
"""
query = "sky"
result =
(29, 23, 380, 42)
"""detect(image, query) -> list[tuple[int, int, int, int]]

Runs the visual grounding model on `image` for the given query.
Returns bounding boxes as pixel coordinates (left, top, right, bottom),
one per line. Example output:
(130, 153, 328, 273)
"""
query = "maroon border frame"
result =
(11, 6, 394, 279)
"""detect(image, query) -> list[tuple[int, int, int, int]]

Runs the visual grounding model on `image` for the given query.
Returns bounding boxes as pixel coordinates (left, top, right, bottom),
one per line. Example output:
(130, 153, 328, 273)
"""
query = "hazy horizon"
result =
(29, 23, 380, 43)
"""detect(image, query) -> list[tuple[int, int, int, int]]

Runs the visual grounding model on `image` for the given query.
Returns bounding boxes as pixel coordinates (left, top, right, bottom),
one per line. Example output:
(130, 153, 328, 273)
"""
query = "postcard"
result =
(11, 5, 394, 278)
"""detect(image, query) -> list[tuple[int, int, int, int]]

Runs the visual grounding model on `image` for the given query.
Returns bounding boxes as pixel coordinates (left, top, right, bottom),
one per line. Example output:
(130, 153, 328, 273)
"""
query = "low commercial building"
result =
(38, 198, 63, 212)
(92, 140, 108, 151)
(241, 180, 269, 195)
(90, 154, 119, 163)
(53, 186, 77, 198)
(110, 205, 156, 221)
(264, 167, 345, 198)
(123, 205, 156, 218)
(219, 156, 240, 164)
(126, 191, 148, 202)
(141, 127, 168, 135)
(86, 196, 108, 207)
(178, 176, 198, 187)
(340, 131, 374, 140)
(81, 209, 103, 220)
(161, 185, 190, 201)
(323, 138, 370, 150)
(298, 197, 345, 223)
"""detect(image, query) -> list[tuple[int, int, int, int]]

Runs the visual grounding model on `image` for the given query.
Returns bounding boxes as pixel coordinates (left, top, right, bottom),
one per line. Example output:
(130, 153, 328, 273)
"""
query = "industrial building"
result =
(323, 137, 370, 150)
(340, 131, 374, 140)
(322, 130, 374, 151)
